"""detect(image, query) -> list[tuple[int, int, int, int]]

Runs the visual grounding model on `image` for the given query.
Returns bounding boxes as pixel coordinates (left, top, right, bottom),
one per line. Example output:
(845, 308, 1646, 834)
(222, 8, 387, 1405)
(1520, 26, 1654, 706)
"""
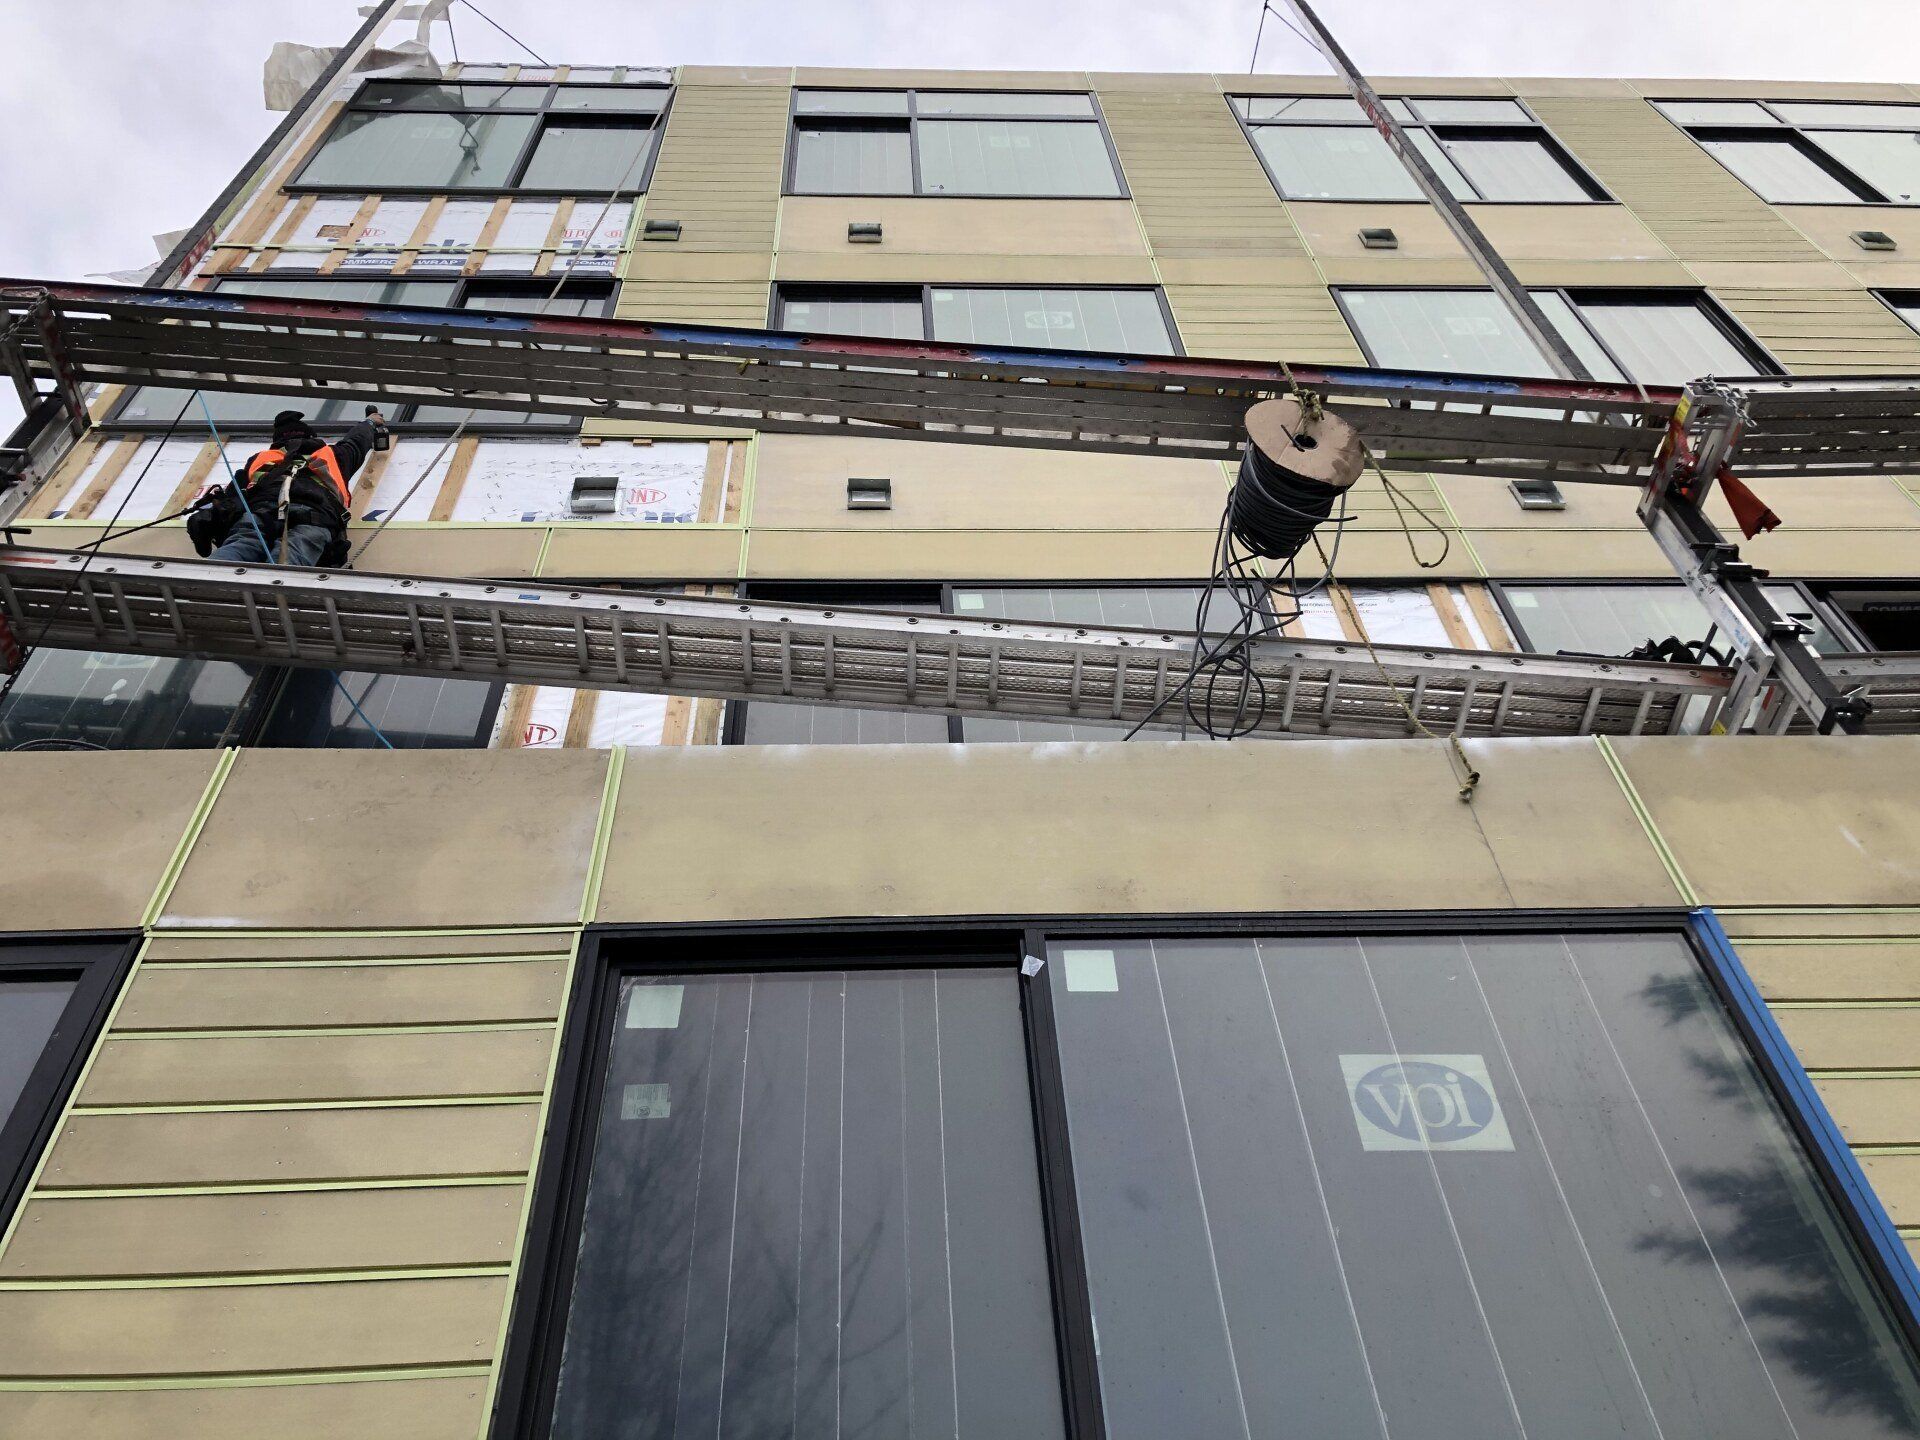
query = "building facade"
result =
(3, 49, 1920, 1440)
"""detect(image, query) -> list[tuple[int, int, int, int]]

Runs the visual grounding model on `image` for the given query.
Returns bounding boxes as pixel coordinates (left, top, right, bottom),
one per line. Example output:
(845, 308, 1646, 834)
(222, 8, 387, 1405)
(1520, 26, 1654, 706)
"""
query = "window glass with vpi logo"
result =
(1046, 933, 1920, 1440)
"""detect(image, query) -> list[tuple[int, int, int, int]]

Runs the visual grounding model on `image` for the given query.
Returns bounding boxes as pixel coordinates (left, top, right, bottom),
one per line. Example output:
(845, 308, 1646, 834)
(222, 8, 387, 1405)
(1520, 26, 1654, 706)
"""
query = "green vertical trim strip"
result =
(531, 523, 556, 577)
(141, 747, 238, 929)
(1424, 481, 1488, 577)
(1594, 734, 1699, 905)
(473, 927, 588, 1439)
(579, 745, 625, 926)
(735, 433, 758, 581)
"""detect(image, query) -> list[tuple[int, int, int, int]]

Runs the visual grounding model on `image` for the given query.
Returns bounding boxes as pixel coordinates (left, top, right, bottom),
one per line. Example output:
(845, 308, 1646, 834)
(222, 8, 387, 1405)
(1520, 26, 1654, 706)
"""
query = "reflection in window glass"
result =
(1656, 100, 1778, 127)
(1698, 136, 1865, 203)
(1342, 289, 1559, 377)
(516, 123, 656, 190)
(0, 651, 259, 751)
(358, 82, 548, 110)
(299, 111, 538, 188)
(916, 120, 1122, 197)
(790, 123, 913, 194)
(549, 967, 1065, 1440)
(1771, 102, 1920, 130)
(793, 90, 911, 115)
(0, 978, 76, 1131)
(740, 703, 950, 745)
(1570, 300, 1761, 384)
(1249, 125, 1429, 200)
(254, 670, 502, 750)
(1808, 130, 1920, 204)
(1503, 583, 1843, 658)
(779, 291, 926, 340)
(1436, 135, 1591, 201)
(1048, 932, 1920, 1440)
(914, 92, 1095, 117)
(929, 288, 1175, 354)
(1410, 97, 1531, 124)
(549, 86, 670, 112)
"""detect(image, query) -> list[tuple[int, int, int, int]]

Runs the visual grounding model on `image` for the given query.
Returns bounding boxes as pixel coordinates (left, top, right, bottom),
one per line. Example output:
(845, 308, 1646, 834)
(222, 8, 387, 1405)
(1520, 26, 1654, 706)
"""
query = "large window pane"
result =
(739, 702, 949, 745)
(0, 651, 259, 751)
(1048, 931, 1920, 1440)
(1571, 299, 1761, 384)
(517, 123, 656, 190)
(1342, 288, 1558, 376)
(779, 291, 926, 340)
(254, 671, 502, 750)
(1504, 582, 1843, 657)
(549, 966, 1065, 1440)
(1772, 102, 1920, 130)
(929, 287, 1175, 354)
(794, 90, 910, 116)
(791, 123, 913, 194)
(1437, 135, 1591, 200)
(299, 111, 537, 188)
(1410, 98, 1531, 124)
(1810, 130, 1920, 204)
(916, 120, 1121, 197)
(1250, 124, 1428, 200)
(915, 92, 1095, 117)
(1698, 136, 1866, 203)
(357, 81, 547, 110)
(550, 86, 669, 113)
(0, 978, 77, 1132)
(1657, 100, 1778, 126)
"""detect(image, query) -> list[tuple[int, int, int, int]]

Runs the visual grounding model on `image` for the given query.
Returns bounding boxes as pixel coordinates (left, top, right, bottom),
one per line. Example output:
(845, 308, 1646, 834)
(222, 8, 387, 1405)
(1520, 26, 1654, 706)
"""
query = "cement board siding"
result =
(632, 85, 788, 253)
(1713, 287, 1920, 374)
(0, 1377, 488, 1440)
(1526, 97, 1826, 264)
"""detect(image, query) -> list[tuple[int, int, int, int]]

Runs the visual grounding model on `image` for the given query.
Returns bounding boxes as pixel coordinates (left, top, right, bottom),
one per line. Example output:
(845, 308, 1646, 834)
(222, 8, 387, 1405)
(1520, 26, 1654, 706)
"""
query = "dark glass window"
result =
(1232, 94, 1605, 203)
(0, 977, 77, 1132)
(0, 651, 261, 752)
(1823, 588, 1920, 651)
(253, 670, 504, 750)
(776, 285, 1179, 355)
(548, 964, 1066, 1439)
(1657, 100, 1920, 205)
(1502, 582, 1846, 660)
(789, 90, 1123, 198)
(296, 79, 669, 193)
(1047, 931, 1920, 1439)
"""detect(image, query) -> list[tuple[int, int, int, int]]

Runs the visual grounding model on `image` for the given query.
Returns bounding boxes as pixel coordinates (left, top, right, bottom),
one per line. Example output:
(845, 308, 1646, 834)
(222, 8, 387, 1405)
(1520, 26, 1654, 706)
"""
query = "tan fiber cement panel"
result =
(1810, 1077, 1920, 1147)
(1612, 736, 1920, 908)
(0, 1275, 507, 1378)
(1740, 944, 1920, 1001)
(117, 957, 571, 1030)
(0, 751, 217, 931)
(1861, 1153, 1920, 1226)
(0, 1377, 488, 1440)
(539, 525, 742, 580)
(139, 930, 576, 962)
(39, 1103, 540, 1189)
(1775, 1008, 1920, 1072)
(776, 198, 1148, 257)
(743, 527, 1227, 580)
(594, 736, 1674, 924)
(76, 1027, 555, 1106)
(1, 1184, 524, 1279)
(161, 750, 609, 930)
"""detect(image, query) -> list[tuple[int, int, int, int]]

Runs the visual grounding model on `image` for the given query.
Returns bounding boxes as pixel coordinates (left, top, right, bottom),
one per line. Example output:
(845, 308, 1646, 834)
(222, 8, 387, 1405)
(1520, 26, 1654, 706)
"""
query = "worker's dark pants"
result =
(210, 519, 334, 568)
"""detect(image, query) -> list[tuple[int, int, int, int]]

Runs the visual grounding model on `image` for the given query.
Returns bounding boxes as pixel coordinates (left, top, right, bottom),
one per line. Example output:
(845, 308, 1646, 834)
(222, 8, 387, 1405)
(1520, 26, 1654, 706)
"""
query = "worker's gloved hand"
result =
(366, 405, 391, 451)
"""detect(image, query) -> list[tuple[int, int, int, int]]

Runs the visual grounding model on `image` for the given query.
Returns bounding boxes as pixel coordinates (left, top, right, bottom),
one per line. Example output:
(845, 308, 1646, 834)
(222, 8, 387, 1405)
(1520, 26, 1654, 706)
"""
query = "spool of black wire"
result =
(1231, 396, 1365, 560)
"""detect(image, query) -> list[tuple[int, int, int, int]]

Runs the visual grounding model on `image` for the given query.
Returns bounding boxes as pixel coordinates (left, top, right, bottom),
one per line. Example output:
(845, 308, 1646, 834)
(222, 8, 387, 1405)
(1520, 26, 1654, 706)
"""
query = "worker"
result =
(188, 406, 386, 568)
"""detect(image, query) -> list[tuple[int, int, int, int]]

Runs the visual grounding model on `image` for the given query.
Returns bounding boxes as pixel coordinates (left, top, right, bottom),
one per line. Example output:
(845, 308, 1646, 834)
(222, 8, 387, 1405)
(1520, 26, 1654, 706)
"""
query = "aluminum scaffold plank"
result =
(0, 547, 1732, 742)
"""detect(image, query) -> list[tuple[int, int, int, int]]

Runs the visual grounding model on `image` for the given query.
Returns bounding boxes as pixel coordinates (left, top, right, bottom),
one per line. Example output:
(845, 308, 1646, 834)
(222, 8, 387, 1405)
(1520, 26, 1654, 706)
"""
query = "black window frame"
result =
(102, 274, 619, 436)
(1656, 98, 1920, 206)
(289, 77, 674, 198)
(783, 88, 1131, 200)
(0, 935, 137, 1228)
(1228, 93, 1613, 204)
(770, 283, 1186, 357)
(491, 907, 1920, 1440)
(1332, 283, 1781, 382)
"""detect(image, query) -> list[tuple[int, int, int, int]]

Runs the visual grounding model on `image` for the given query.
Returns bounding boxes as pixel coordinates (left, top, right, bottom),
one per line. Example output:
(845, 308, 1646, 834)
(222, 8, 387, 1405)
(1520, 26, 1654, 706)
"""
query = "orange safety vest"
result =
(245, 445, 351, 509)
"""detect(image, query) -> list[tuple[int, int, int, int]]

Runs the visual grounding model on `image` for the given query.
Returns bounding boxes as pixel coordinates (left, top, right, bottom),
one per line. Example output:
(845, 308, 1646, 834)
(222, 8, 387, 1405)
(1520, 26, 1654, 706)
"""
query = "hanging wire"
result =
(455, 0, 551, 67)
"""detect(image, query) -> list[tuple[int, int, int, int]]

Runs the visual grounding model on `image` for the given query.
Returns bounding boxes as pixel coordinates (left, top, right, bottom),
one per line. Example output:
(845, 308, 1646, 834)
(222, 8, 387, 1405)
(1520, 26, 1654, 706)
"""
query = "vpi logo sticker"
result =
(1340, 1054, 1514, 1152)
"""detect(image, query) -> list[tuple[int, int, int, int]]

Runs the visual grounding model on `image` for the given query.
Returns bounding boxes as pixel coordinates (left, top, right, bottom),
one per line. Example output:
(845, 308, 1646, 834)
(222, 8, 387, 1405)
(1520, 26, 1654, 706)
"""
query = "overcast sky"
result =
(0, 0, 1915, 426)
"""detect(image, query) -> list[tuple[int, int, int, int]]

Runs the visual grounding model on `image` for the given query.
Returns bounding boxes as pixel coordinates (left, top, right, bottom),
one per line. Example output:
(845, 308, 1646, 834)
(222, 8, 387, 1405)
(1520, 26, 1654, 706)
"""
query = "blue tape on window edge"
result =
(1689, 907, 1920, 1338)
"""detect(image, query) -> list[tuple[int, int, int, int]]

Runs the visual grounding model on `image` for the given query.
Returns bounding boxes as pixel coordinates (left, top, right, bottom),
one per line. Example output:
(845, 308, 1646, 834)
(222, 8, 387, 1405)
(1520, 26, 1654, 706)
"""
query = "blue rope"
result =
(195, 395, 396, 750)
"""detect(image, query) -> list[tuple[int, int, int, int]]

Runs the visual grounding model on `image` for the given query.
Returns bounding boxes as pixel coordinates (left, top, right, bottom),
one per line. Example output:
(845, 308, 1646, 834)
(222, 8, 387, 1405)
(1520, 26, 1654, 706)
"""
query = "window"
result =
(1499, 582, 1848, 660)
(1819, 588, 1920, 651)
(295, 79, 668, 194)
(1657, 99, 1920, 204)
(776, 285, 1180, 355)
(0, 940, 131, 1227)
(788, 90, 1124, 197)
(251, 671, 506, 750)
(500, 920, 1920, 1440)
(528, 948, 1067, 1439)
(0, 652, 263, 752)
(112, 277, 615, 431)
(1338, 287, 1773, 385)
(1047, 929, 1920, 1438)
(1231, 94, 1607, 203)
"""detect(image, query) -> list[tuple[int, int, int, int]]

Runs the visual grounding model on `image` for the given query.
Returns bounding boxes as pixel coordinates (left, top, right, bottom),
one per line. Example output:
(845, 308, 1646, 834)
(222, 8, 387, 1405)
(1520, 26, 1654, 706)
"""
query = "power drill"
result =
(366, 404, 391, 451)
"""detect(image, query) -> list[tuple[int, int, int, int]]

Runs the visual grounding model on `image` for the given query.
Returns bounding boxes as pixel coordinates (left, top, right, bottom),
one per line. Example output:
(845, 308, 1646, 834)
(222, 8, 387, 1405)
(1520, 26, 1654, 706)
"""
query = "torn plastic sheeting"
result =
(450, 441, 709, 523)
(52, 440, 206, 522)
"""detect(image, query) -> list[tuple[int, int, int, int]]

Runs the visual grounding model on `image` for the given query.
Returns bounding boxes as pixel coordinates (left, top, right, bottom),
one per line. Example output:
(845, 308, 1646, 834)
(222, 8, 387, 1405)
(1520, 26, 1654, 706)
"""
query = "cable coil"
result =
(1229, 395, 1364, 559)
